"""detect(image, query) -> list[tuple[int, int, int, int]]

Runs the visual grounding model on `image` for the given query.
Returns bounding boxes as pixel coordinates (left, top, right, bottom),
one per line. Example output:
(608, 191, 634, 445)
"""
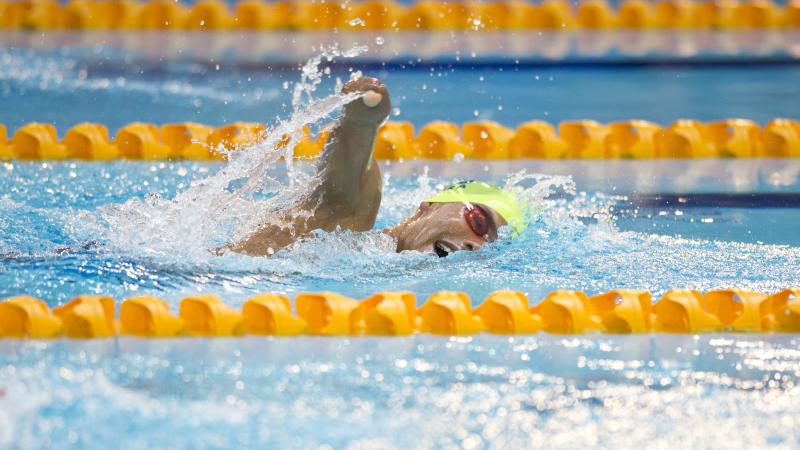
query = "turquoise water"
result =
(1, 160, 799, 305)
(2, 34, 800, 449)
(2, 334, 800, 449)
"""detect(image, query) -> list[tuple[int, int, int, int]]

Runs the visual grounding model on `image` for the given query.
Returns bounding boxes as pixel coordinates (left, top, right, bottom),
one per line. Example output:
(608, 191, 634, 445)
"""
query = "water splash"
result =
(3, 160, 800, 305)
(93, 42, 573, 264)
(348, 17, 366, 27)
(97, 45, 371, 259)
(291, 43, 368, 111)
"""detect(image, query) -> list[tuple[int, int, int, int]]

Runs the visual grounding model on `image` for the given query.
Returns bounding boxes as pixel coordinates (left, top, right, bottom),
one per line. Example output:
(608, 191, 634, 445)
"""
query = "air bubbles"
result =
(375, 36, 385, 46)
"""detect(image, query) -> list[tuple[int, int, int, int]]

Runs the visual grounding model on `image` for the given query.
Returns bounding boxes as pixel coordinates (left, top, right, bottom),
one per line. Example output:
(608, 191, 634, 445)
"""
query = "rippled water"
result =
(2, 335, 800, 450)
(2, 160, 799, 306)
(3, 43, 800, 131)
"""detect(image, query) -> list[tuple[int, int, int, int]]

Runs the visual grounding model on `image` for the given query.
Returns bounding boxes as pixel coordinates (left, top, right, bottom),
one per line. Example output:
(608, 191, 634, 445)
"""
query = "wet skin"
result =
(222, 77, 504, 257)
(385, 201, 506, 256)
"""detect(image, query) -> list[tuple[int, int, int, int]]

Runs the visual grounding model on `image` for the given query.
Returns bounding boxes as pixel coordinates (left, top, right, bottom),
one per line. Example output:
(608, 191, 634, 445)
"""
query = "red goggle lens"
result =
(464, 206, 489, 237)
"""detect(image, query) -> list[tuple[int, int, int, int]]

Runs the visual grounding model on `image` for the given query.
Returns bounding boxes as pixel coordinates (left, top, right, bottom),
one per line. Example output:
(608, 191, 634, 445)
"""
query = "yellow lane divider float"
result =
(1, 288, 799, 338)
(2, 0, 800, 31)
(1, 118, 799, 161)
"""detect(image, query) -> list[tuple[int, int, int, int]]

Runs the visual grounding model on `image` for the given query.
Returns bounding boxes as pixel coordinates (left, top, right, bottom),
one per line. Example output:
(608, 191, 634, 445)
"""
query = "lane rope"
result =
(2, 288, 799, 338)
(1, 118, 799, 161)
(2, 0, 799, 31)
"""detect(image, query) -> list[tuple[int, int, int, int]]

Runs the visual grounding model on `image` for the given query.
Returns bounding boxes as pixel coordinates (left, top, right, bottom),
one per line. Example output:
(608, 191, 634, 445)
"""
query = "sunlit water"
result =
(2, 335, 800, 449)
(2, 40, 800, 449)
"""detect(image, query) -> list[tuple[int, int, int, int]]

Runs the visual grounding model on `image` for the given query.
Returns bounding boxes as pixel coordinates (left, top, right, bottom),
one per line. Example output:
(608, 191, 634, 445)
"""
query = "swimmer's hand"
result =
(339, 77, 391, 127)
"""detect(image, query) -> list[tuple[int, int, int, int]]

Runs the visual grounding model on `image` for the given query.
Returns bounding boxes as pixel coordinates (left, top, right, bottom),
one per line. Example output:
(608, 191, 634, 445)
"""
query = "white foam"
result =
(97, 45, 370, 260)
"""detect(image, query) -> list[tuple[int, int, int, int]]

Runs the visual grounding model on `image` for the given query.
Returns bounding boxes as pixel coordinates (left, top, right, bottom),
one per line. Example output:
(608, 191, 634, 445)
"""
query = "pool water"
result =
(3, 334, 800, 449)
(2, 158, 800, 449)
(2, 33, 800, 449)
(2, 38, 800, 130)
(2, 159, 799, 304)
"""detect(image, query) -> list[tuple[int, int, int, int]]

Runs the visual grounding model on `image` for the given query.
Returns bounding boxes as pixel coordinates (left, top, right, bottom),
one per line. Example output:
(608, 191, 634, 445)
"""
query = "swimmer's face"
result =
(394, 202, 506, 256)
(341, 77, 391, 125)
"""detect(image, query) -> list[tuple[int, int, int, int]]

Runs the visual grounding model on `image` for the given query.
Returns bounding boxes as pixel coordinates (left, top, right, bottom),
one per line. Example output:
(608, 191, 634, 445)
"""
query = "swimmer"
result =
(220, 76, 526, 257)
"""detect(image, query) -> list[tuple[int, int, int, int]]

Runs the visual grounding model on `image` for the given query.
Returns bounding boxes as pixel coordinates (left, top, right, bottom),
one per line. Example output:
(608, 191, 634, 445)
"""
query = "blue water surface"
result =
(2, 34, 800, 450)
(2, 334, 800, 450)
(1, 160, 799, 305)
(1, 43, 800, 131)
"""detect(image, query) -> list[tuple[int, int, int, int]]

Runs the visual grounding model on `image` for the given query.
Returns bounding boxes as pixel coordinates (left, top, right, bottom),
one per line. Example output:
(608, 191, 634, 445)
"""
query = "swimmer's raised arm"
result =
(313, 77, 390, 230)
(220, 77, 391, 256)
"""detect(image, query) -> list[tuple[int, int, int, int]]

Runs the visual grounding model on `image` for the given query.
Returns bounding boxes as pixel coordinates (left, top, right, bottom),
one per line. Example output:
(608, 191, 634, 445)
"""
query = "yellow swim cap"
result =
(425, 181, 527, 235)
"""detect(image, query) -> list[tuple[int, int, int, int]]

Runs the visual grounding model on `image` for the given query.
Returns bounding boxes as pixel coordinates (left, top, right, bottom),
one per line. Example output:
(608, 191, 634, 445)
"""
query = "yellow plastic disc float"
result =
(2, 118, 798, 161)
(2, 287, 800, 339)
(3, 0, 798, 31)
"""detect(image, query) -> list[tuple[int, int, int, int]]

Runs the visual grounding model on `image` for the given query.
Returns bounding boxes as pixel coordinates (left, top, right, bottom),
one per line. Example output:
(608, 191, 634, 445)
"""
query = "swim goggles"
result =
(425, 180, 528, 235)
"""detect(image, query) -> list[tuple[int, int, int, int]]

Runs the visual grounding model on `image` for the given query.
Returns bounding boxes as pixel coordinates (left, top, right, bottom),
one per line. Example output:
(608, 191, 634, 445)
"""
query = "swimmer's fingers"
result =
(340, 76, 391, 123)
(342, 77, 384, 95)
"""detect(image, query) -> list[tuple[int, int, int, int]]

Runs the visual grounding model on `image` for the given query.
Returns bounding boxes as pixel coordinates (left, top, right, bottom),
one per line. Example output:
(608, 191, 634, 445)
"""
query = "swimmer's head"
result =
(387, 181, 527, 257)
(341, 77, 391, 126)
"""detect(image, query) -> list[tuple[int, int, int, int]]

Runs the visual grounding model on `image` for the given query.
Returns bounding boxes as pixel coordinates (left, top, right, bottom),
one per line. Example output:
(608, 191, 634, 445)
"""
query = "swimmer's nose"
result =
(362, 90, 383, 107)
